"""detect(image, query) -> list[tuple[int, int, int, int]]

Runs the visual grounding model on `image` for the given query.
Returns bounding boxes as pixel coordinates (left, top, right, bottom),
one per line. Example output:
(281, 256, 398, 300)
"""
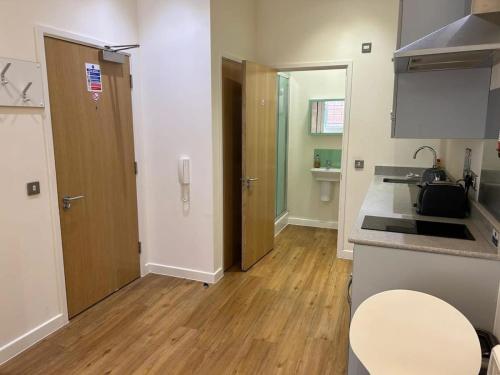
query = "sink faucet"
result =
(325, 160, 332, 169)
(413, 146, 438, 168)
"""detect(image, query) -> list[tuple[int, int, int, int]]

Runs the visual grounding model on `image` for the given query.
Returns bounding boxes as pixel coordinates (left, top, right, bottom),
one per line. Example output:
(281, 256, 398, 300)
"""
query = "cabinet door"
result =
(394, 68, 491, 139)
(398, 0, 470, 48)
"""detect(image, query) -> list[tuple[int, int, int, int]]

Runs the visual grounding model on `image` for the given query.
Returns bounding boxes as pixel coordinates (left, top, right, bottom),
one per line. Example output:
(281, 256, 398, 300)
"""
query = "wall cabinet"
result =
(393, 68, 491, 139)
(392, 0, 495, 139)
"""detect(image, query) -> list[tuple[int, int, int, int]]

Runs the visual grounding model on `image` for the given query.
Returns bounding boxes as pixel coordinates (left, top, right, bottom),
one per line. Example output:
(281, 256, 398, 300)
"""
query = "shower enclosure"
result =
(276, 74, 289, 219)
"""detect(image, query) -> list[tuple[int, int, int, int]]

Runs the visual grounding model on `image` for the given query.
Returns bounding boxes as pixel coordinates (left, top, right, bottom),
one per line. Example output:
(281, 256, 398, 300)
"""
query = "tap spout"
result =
(413, 146, 438, 168)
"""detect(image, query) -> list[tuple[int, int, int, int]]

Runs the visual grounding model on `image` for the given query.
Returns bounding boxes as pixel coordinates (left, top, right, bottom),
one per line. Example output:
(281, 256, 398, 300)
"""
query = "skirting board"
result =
(339, 249, 353, 260)
(0, 314, 67, 366)
(146, 263, 223, 284)
(275, 212, 289, 236)
(288, 217, 338, 230)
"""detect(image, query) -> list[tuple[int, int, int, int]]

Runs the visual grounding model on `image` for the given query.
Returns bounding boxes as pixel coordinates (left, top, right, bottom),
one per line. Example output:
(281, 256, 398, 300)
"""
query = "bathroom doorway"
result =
(220, 60, 352, 273)
(273, 66, 352, 259)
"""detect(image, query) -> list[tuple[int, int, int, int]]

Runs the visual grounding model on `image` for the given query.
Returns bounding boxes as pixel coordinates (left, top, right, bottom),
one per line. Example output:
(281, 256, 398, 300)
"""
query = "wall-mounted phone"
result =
(178, 156, 190, 202)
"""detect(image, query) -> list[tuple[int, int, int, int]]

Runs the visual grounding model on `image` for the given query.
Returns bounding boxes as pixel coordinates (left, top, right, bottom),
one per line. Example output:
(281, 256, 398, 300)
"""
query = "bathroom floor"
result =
(0, 226, 352, 375)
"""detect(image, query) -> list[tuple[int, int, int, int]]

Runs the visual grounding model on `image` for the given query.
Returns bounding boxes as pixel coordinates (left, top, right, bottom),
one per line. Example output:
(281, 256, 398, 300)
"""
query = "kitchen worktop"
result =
(349, 167, 499, 260)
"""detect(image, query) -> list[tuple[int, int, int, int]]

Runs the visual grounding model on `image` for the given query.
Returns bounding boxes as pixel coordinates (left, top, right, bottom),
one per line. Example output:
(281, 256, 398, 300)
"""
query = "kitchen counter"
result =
(349, 167, 499, 260)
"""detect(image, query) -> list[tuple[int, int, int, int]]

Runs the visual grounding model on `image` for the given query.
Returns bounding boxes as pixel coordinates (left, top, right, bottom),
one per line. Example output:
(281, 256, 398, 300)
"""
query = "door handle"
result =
(63, 195, 85, 210)
(242, 177, 259, 189)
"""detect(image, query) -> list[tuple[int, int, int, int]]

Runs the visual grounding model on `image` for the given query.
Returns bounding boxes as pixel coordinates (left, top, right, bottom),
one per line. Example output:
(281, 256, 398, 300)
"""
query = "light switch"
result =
(27, 181, 40, 196)
(362, 43, 372, 54)
(355, 160, 365, 170)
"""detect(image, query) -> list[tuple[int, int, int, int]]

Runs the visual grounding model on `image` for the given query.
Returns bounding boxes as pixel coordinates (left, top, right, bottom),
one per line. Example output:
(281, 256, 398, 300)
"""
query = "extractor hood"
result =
(394, 1, 500, 73)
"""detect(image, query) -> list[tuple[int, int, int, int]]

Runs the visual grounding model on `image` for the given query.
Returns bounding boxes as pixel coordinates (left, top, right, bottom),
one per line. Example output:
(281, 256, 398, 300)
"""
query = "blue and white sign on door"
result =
(85, 63, 102, 92)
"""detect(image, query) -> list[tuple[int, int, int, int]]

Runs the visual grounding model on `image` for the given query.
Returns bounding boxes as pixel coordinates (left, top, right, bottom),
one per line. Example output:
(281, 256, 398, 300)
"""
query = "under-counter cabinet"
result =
(348, 245, 500, 375)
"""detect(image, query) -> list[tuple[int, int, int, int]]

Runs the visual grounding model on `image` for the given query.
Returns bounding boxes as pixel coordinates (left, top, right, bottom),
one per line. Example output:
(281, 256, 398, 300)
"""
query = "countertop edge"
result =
(348, 235, 499, 261)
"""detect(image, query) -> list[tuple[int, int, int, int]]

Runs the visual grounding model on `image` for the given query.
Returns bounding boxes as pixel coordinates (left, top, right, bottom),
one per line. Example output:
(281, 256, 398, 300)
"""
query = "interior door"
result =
(45, 37, 140, 317)
(241, 61, 277, 271)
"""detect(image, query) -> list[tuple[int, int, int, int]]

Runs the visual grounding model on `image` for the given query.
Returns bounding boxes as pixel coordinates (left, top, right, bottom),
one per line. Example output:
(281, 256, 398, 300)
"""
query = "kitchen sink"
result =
(383, 177, 420, 184)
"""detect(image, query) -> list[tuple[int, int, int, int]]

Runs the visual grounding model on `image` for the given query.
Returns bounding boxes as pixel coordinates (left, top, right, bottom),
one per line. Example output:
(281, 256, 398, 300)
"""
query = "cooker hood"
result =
(394, 2, 500, 73)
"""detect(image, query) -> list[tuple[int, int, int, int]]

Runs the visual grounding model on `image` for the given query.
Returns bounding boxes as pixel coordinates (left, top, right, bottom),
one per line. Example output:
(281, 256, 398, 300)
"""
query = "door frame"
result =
(275, 61, 353, 260)
(34, 26, 142, 326)
(215, 57, 354, 274)
(275, 72, 291, 221)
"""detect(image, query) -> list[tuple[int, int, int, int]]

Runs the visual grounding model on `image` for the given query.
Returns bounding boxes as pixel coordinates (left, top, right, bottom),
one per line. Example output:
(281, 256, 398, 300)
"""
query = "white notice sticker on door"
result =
(85, 63, 102, 92)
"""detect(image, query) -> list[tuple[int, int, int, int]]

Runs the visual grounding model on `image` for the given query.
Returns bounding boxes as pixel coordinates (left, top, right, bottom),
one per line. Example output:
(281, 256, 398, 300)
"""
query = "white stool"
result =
(350, 290, 481, 375)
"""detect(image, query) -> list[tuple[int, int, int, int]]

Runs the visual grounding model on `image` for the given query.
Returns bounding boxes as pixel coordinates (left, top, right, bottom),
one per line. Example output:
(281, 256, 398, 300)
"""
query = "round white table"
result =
(350, 290, 481, 375)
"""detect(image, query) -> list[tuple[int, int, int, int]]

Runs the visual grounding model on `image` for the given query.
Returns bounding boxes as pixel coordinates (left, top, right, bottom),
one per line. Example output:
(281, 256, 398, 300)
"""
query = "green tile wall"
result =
(314, 149, 342, 168)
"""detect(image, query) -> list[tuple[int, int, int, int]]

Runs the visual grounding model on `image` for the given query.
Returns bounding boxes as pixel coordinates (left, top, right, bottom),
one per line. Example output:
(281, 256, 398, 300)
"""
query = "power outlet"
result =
(470, 171, 478, 191)
(493, 228, 499, 249)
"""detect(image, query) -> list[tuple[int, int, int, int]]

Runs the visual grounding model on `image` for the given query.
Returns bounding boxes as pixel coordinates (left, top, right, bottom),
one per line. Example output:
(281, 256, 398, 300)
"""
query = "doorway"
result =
(44, 37, 140, 317)
(221, 61, 352, 273)
(275, 68, 348, 239)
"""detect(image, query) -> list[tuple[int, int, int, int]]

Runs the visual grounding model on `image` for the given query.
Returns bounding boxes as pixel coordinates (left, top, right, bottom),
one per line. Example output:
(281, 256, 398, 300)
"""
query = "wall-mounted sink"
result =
(310, 168, 341, 181)
(310, 168, 341, 201)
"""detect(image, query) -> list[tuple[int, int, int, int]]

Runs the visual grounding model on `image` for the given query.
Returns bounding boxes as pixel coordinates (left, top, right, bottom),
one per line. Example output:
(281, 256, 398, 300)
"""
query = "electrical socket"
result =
(470, 171, 478, 191)
(492, 228, 499, 249)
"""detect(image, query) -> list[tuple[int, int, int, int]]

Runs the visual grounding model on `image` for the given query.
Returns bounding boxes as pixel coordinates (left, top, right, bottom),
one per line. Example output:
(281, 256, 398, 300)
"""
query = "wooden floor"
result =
(0, 226, 352, 375)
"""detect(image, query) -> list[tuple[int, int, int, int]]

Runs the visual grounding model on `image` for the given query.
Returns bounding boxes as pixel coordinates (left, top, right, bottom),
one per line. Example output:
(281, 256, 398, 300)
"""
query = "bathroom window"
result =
(310, 99, 345, 134)
(323, 100, 345, 134)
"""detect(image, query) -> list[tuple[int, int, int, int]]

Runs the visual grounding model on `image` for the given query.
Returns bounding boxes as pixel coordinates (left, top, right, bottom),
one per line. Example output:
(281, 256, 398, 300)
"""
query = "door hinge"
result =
(134, 161, 138, 175)
(138, 241, 142, 254)
(130, 74, 133, 89)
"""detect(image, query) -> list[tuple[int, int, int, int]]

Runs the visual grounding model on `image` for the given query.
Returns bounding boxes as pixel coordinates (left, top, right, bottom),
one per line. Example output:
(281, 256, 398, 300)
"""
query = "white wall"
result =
(441, 62, 500, 185)
(287, 70, 345, 226)
(441, 139, 484, 180)
(482, 140, 500, 170)
(138, 0, 218, 281)
(0, 0, 142, 364)
(255, 0, 442, 252)
(210, 0, 257, 271)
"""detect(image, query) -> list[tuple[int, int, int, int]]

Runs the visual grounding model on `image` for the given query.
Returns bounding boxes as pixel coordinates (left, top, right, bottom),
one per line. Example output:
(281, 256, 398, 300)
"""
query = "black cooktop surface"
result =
(361, 216, 475, 241)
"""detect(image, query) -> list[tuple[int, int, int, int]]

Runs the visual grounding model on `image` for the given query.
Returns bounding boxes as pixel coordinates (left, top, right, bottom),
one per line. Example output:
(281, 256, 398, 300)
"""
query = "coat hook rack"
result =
(0, 57, 44, 108)
(1, 62, 11, 85)
(22, 82, 32, 102)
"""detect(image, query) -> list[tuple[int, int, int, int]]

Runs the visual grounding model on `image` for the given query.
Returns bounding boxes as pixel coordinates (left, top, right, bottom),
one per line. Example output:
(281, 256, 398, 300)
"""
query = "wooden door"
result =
(241, 61, 277, 271)
(45, 37, 140, 317)
(222, 59, 243, 270)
